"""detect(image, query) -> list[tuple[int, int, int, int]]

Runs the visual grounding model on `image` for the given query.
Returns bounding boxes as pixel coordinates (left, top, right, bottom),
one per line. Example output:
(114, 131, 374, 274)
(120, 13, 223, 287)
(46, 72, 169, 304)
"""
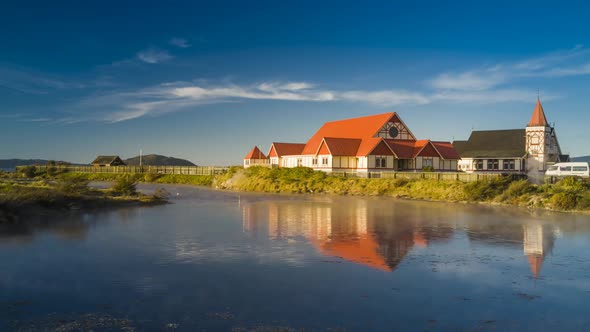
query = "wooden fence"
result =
(19, 165, 229, 176)
(329, 171, 527, 182)
(17, 165, 526, 182)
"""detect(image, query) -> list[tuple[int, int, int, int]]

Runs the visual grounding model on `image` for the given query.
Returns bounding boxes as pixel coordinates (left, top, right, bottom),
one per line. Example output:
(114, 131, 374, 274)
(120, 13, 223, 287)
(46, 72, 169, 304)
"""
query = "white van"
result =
(545, 162, 590, 178)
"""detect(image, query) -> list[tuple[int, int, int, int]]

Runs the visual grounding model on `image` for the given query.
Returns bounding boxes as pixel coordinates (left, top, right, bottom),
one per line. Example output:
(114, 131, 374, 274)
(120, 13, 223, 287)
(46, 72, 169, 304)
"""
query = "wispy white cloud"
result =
(429, 46, 590, 95)
(137, 48, 173, 64)
(0, 66, 85, 94)
(169, 37, 191, 48)
(340, 90, 430, 106)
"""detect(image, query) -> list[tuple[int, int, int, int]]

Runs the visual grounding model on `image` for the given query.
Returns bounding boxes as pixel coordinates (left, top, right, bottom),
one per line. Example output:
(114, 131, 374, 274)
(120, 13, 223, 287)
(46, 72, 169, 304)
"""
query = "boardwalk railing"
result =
(18, 165, 229, 176)
(329, 171, 527, 182)
(17, 165, 526, 182)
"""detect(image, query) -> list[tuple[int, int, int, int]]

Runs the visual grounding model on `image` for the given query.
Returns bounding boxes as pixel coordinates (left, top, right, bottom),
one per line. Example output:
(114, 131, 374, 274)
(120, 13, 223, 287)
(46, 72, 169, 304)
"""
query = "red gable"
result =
(414, 140, 441, 158)
(268, 142, 306, 157)
(321, 138, 362, 156)
(244, 146, 268, 160)
(431, 141, 461, 160)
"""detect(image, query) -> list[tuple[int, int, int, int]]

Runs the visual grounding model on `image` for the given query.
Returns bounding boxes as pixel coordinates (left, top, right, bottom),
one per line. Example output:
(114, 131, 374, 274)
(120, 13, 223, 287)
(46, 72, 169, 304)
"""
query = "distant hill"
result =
(124, 154, 196, 166)
(0, 159, 74, 169)
(571, 156, 590, 163)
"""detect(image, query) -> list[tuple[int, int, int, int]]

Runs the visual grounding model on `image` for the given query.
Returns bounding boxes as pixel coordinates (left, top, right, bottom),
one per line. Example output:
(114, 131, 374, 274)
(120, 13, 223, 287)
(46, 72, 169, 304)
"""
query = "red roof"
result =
(302, 112, 399, 155)
(244, 146, 268, 160)
(384, 139, 416, 159)
(268, 142, 306, 157)
(356, 138, 386, 156)
(528, 99, 548, 127)
(320, 138, 362, 156)
(432, 141, 461, 159)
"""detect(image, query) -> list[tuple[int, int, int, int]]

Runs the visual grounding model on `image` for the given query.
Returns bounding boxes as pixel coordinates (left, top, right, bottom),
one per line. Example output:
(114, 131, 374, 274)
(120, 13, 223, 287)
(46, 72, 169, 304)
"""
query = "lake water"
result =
(1, 184, 590, 331)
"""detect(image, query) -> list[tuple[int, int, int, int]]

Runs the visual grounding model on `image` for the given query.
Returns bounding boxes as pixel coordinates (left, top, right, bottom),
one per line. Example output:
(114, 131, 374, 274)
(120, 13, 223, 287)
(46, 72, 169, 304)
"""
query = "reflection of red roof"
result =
(302, 113, 399, 155)
(528, 99, 548, 127)
(311, 235, 392, 272)
(244, 146, 268, 160)
(268, 143, 306, 157)
(528, 255, 544, 279)
(413, 231, 428, 248)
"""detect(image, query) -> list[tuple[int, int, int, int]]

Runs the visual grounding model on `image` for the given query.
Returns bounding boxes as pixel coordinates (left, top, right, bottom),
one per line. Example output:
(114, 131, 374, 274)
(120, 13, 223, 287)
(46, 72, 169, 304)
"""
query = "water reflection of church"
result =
(241, 199, 452, 272)
(242, 199, 558, 278)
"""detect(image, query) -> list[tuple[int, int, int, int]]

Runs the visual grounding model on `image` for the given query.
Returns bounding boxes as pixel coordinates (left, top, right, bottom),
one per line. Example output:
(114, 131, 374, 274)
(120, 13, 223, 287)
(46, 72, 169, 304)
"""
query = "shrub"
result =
(152, 187, 170, 200)
(56, 175, 90, 195)
(550, 192, 578, 210)
(422, 165, 434, 172)
(112, 176, 138, 196)
(143, 172, 161, 182)
(505, 179, 535, 198)
(20, 166, 37, 178)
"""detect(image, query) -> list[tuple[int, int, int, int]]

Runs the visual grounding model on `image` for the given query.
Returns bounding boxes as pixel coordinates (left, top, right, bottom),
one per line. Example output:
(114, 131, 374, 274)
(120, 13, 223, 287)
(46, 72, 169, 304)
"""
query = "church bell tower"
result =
(525, 99, 561, 173)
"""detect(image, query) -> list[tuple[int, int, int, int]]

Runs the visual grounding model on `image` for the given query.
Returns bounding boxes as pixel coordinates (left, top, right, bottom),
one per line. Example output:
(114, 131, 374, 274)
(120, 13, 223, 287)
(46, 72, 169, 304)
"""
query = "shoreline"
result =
(5, 167, 590, 214)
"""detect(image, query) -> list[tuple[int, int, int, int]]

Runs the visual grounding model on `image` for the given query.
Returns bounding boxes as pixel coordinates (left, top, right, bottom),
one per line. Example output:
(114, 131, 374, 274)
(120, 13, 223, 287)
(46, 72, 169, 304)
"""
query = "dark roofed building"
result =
(456, 129, 527, 158)
(91, 156, 126, 167)
(455, 99, 566, 175)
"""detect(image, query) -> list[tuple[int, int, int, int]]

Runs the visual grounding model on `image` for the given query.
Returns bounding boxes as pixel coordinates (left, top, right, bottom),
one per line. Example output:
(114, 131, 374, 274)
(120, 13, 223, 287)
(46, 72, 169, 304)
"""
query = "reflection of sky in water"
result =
(1, 184, 590, 331)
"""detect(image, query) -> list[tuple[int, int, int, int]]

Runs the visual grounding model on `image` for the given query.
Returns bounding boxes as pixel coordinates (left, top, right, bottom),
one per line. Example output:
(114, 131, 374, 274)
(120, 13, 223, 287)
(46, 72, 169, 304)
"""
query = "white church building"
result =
(453, 99, 569, 176)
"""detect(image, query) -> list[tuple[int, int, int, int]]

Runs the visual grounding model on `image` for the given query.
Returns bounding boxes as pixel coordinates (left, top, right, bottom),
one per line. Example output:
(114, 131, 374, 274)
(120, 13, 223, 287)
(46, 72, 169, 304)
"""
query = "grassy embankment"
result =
(0, 170, 167, 223)
(213, 166, 590, 212)
(8, 165, 590, 212)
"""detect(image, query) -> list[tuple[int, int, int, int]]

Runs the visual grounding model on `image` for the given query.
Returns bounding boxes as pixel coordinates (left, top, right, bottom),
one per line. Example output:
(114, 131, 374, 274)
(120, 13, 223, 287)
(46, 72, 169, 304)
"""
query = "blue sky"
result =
(2, 1, 590, 164)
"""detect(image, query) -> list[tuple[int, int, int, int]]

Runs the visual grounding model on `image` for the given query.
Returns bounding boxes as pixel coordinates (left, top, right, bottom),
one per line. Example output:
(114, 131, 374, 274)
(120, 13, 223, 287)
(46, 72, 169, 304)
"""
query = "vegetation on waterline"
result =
(216, 166, 590, 212)
(12, 165, 590, 212)
(0, 175, 168, 223)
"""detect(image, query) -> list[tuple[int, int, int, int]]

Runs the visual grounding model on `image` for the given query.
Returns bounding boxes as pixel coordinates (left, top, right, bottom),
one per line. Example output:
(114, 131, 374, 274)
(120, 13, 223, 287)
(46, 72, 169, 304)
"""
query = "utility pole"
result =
(140, 148, 143, 167)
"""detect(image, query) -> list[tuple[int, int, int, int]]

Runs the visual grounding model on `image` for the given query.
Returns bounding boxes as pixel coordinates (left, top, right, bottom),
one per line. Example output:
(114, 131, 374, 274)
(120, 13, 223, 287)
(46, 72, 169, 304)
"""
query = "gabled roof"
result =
(268, 142, 306, 157)
(91, 156, 123, 165)
(302, 112, 399, 155)
(319, 138, 362, 156)
(528, 99, 549, 127)
(454, 129, 526, 158)
(244, 146, 268, 160)
(384, 139, 418, 159)
(356, 137, 391, 156)
(431, 141, 461, 160)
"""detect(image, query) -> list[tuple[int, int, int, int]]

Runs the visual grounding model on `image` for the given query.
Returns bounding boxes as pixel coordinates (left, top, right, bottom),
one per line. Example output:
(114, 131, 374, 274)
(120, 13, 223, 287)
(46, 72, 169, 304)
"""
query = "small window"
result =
(548, 166, 558, 171)
(475, 160, 484, 170)
(560, 166, 572, 171)
(297, 159, 303, 167)
(322, 157, 329, 165)
(487, 159, 499, 170)
(423, 158, 433, 167)
(312, 158, 318, 166)
(503, 160, 515, 170)
(375, 156, 387, 168)
(245, 160, 250, 165)
(573, 166, 588, 172)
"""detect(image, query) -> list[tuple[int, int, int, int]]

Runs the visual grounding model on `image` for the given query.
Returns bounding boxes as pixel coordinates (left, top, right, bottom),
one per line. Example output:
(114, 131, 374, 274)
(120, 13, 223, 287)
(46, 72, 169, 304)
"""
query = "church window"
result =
(503, 159, 515, 170)
(475, 160, 484, 170)
(487, 159, 499, 170)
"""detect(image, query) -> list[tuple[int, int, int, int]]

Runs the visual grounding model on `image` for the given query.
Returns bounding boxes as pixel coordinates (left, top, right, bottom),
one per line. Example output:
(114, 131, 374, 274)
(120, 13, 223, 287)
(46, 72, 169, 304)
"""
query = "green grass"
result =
(16, 166, 590, 212)
(0, 177, 167, 223)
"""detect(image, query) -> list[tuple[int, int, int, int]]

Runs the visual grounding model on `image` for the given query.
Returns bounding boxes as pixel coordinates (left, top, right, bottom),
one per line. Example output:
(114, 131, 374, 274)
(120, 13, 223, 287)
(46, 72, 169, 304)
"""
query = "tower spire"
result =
(528, 98, 548, 127)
